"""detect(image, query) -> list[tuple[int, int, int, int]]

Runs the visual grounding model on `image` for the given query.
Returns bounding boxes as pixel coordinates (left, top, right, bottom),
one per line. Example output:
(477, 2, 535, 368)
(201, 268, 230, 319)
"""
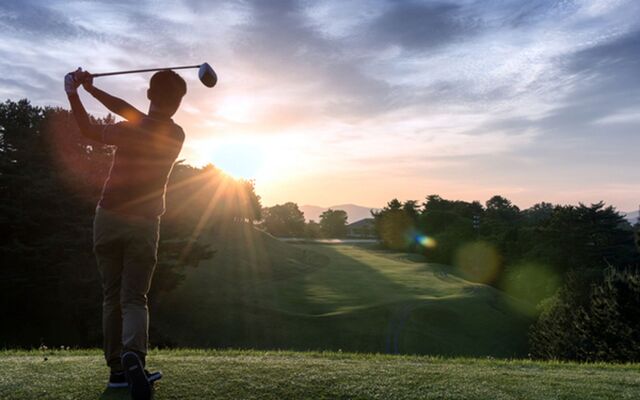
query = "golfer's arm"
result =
(86, 86, 145, 123)
(67, 93, 102, 142)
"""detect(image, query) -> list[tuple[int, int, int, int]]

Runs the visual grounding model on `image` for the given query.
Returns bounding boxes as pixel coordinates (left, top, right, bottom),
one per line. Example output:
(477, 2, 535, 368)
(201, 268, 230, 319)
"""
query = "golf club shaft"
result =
(91, 64, 201, 77)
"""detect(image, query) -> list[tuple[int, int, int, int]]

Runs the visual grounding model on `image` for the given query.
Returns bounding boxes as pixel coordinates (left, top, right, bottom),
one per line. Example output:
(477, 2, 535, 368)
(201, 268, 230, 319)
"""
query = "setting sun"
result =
(190, 134, 306, 185)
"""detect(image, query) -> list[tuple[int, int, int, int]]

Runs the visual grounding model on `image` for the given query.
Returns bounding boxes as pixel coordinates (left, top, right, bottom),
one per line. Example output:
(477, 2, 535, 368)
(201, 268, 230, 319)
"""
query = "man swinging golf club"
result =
(65, 67, 187, 399)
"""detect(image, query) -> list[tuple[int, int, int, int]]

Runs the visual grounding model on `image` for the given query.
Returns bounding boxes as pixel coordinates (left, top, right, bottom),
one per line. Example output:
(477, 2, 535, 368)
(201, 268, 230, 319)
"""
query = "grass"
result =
(1, 349, 639, 399)
(153, 225, 531, 357)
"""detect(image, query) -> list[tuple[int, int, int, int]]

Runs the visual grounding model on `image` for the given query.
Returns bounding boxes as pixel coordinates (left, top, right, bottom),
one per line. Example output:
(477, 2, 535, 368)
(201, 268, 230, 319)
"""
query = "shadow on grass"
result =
(99, 387, 129, 399)
(289, 243, 419, 311)
(153, 237, 532, 357)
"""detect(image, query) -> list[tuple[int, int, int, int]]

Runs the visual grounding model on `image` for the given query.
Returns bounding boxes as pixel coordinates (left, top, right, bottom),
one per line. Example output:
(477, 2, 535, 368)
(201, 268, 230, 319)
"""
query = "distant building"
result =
(346, 218, 377, 238)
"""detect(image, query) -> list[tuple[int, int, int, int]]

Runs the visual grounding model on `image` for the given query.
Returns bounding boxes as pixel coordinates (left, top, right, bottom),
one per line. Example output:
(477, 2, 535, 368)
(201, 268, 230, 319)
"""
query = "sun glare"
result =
(191, 135, 303, 183)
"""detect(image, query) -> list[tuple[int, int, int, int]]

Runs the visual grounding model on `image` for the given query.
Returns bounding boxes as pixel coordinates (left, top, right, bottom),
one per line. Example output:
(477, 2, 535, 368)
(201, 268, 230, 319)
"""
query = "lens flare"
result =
(416, 234, 437, 249)
(454, 241, 501, 284)
(504, 262, 560, 309)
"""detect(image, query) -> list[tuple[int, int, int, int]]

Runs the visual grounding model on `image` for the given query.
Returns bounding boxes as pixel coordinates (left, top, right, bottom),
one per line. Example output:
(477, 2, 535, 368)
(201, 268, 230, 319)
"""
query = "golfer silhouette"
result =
(65, 67, 186, 400)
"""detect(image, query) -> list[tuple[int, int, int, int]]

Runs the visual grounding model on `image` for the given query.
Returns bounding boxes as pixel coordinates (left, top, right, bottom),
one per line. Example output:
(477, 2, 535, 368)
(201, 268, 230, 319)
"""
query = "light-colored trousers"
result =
(93, 206, 160, 372)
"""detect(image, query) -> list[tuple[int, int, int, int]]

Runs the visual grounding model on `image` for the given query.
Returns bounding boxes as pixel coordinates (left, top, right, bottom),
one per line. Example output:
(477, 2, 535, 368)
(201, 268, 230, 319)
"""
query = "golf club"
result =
(91, 62, 217, 88)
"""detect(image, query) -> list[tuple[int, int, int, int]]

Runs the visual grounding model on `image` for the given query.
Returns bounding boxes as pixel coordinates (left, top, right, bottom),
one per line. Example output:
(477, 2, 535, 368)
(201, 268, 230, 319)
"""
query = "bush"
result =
(530, 267, 640, 362)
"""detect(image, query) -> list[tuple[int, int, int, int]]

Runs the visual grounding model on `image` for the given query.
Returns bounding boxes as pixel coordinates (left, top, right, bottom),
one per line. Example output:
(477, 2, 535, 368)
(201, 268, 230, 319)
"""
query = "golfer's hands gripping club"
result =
(81, 71, 94, 92)
(64, 67, 87, 95)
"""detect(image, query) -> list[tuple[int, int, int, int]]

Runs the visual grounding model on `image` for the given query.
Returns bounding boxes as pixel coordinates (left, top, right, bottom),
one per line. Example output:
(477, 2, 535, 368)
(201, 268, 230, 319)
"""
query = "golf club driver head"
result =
(199, 63, 217, 88)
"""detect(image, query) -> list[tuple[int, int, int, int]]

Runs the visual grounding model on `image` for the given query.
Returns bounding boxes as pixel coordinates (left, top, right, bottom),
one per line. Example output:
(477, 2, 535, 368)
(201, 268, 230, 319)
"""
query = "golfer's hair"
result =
(149, 70, 187, 107)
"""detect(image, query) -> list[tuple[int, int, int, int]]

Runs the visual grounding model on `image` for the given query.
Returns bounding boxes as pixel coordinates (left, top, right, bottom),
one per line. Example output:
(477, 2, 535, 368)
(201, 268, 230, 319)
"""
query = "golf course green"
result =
(3, 349, 639, 400)
(154, 224, 532, 357)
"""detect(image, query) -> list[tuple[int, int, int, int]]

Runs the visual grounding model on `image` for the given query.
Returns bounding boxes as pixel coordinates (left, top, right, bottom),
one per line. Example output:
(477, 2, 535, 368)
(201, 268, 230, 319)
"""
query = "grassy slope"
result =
(1, 350, 639, 400)
(154, 224, 532, 357)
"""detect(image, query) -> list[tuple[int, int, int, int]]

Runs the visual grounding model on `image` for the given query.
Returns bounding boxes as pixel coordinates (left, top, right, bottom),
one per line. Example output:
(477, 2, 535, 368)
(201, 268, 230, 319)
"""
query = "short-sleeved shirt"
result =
(98, 116, 185, 219)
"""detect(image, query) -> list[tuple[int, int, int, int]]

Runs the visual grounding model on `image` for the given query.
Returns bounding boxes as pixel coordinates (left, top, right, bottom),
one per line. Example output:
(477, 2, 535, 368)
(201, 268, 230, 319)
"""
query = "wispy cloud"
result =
(1, 0, 638, 209)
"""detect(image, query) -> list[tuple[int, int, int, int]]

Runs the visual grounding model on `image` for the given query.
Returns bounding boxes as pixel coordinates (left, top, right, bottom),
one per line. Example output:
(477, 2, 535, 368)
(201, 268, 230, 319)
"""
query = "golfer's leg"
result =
(93, 207, 125, 372)
(121, 218, 160, 360)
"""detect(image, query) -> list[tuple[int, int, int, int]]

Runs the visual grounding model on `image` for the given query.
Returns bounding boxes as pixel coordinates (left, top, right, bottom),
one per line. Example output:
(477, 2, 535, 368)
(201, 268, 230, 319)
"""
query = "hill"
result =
(300, 204, 379, 223)
(153, 224, 532, 357)
(2, 349, 639, 399)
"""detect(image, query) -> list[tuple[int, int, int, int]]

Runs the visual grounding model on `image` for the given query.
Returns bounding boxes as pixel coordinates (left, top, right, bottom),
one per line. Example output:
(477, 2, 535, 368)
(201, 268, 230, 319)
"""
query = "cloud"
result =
(517, 29, 640, 141)
(365, 1, 478, 51)
(566, 28, 640, 104)
(0, 0, 639, 209)
(0, 0, 88, 38)
(220, 0, 397, 122)
(594, 109, 640, 125)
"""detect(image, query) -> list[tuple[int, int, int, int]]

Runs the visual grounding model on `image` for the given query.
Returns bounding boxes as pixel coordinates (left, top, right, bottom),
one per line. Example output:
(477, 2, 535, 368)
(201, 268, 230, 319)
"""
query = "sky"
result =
(1, 0, 639, 211)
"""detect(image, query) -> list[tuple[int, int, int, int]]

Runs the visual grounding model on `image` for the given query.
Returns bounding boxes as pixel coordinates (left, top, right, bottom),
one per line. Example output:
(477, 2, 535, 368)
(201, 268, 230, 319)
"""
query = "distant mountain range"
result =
(300, 204, 380, 224)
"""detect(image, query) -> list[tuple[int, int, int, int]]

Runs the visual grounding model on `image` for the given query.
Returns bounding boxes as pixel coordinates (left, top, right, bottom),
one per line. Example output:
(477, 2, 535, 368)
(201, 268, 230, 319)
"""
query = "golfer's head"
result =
(147, 70, 187, 117)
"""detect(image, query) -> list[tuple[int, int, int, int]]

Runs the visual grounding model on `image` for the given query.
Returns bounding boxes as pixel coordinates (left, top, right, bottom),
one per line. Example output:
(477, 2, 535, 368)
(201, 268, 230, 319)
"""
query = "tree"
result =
(320, 209, 348, 238)
(261, 202, 306, 237)
(417, 195, 481, 263)
(522, 202, 554, 225)
(1, 101, 116, 346)
(485, 195, 521, 227)
(422, 194, 483, 218)
(403, 200, 420, 224)
(530, 267, 640, 362)
(523, 202, 637, 274)
(372, 199, 415, 250)
(304, 220, 322, 238)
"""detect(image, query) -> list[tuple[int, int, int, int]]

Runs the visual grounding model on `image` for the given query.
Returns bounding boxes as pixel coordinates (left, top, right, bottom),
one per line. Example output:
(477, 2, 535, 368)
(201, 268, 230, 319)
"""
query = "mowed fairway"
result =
(1, 350, 639, 400)
(154, 225, 531, 357)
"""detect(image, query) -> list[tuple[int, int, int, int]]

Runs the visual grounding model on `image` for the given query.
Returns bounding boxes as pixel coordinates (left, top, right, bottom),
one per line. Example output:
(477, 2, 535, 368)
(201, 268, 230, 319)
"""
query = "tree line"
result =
(259, 202, 349, 238)
(0, 99, 260, 348)
(372, 194, 640, 361)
